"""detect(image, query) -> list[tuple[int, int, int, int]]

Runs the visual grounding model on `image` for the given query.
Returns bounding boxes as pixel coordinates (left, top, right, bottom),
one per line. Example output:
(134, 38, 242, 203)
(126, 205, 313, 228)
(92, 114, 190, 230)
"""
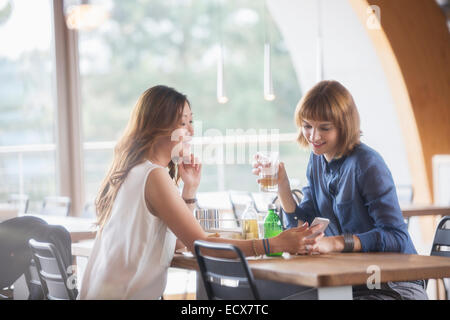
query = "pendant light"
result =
(216, 0, 228, 104)
(263, 2, 275, 101)
(316, 0, 324, 82)
(264, 43, 275, 101)
(217, 44, 228, 104)
(65, 0, 109, 31)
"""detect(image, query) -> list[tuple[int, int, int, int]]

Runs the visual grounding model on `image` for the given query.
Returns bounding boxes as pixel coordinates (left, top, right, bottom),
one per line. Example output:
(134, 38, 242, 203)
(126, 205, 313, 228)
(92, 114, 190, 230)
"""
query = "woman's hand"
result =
(309, 236, 339, 254)
(309, 235, 360, 254)
(178, 153, 202, 194)
(271, 222, 324, 255)
(252, 155, 296, 213)
(251, 155, 289, 187)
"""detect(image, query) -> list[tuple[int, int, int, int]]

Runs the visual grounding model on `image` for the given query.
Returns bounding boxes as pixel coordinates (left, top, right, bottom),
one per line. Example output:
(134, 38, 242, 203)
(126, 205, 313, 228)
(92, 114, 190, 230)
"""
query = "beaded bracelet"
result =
(252, 239, 259, 256)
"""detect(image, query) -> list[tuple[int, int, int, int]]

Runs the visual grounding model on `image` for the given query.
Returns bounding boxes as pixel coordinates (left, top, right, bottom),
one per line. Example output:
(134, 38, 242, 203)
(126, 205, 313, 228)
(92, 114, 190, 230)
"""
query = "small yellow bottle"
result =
(241, 202, 259, 240)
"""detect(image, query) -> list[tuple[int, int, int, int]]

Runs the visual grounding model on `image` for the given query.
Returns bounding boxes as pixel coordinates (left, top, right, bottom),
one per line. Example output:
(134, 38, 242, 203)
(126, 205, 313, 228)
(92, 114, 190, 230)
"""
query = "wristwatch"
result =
(342, 233, 354, 253)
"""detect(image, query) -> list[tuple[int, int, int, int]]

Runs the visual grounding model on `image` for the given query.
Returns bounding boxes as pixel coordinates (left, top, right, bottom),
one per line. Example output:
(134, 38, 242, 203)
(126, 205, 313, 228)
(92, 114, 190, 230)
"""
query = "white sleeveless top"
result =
(78, 161, 176, 300)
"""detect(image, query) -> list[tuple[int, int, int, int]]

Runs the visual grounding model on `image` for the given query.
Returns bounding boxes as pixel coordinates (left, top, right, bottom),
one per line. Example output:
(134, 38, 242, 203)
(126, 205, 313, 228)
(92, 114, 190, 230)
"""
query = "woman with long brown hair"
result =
(79, 85, 322, 300)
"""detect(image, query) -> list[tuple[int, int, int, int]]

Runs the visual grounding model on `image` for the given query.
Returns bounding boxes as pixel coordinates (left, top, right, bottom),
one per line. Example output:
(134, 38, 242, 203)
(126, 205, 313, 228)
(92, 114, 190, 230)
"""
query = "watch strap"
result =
(342, 233, 354, 253)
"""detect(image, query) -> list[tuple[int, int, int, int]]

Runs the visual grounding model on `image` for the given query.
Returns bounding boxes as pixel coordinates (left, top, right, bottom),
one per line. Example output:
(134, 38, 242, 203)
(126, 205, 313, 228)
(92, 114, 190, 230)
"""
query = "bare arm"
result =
(311, 235, 362, 254)
(145, 168, 207, 253)
(277, 165, 297, 213)
(252, 161, 296, 213)
(145, 168, 323, 256)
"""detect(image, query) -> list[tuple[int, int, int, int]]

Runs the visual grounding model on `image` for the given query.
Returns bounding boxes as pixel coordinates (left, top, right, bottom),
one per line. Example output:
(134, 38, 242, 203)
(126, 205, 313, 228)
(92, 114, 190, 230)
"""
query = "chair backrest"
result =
(430, 216, 450, 300)
(228, 191, 253, 227)
(395, 185, 414, 206)
(8, 194, 29, 214)
(41, 196, 71, 216)
(431, 216, 450, 257)
(82, 201, 96, 218)
(250, 192, 277, 213)
(271, 189, 303, 207)
(194, 240, 260, 300)
(28, 239, 77, 300)
(23, 259, 44, 299)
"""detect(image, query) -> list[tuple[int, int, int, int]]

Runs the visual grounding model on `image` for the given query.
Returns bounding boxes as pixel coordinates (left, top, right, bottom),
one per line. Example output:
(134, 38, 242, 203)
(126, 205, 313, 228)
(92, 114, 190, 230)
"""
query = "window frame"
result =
(52, 0, 85, 216)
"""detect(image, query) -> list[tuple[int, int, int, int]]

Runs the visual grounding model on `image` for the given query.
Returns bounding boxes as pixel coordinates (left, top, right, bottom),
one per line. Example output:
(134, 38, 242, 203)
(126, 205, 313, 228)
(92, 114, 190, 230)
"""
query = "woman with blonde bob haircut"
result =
(79, 85, 323, 300)
(253, 80, 427, 300)
(295, 80, 360, 158)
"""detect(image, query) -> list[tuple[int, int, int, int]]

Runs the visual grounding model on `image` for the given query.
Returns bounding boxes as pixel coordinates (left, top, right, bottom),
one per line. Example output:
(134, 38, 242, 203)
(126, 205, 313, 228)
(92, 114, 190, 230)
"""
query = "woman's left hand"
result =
(308, 236, 335, 254)
(178, 153, 202, 191)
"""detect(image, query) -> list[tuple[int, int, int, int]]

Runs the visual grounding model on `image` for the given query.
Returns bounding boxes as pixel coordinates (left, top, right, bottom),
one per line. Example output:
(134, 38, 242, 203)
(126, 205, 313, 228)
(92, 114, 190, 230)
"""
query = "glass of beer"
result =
(257, 151, 279, 192)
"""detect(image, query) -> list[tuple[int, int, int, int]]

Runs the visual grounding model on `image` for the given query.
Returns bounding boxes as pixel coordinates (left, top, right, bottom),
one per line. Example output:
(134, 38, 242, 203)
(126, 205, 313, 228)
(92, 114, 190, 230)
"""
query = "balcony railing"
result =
(0, 133, 299, 211)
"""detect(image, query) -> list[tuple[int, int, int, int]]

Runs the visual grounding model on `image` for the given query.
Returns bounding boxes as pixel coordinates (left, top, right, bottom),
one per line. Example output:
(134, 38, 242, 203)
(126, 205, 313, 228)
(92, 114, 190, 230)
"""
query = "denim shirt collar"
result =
(321, 155, 346, 174)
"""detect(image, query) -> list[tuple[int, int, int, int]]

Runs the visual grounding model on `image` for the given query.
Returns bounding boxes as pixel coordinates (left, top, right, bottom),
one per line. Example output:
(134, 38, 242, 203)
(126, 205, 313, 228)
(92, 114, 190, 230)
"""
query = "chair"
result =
(228, 191, 254, 227)
(250, 192, 277, 213)
(395, 185, 414, 228)
(395, 185, 414, 206)
(7, 194, 29, 214)
(82, 201, 96, 218)
(194, 240, 260, 300)
(271, 189, 303, 207)
(430, 216, 450, 299)
(40, 196, 71, 216)
(28, 239, 78, 300)
(23, 259, 44, 299)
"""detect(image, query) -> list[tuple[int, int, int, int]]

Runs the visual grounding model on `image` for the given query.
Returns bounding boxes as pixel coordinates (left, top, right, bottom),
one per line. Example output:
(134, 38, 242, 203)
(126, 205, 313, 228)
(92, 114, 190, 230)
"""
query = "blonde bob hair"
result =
(295, 80, 361, 158)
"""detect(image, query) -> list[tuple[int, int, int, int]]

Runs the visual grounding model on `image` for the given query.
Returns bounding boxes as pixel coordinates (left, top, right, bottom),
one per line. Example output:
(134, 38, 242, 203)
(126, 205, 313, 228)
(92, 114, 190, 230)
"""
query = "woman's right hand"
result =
(271, 222, 324, 255)
(251, 154, 289, 187)
(252, 154, 297, 212)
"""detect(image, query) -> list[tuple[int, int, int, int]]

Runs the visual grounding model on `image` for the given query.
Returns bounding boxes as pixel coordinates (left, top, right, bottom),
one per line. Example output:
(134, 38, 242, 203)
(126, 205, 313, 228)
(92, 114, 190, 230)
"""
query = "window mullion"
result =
(52, 0, 85, 217)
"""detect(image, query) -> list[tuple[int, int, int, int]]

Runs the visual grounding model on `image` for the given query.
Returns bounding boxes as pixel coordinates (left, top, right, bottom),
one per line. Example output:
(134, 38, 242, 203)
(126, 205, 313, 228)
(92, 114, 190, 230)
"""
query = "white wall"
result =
(267, 0, 411, 187)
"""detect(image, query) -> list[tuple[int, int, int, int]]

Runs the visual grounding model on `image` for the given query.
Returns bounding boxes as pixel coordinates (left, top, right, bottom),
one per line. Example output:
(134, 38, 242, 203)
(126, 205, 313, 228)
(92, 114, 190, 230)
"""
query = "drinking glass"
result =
(257, 152, 279, 192)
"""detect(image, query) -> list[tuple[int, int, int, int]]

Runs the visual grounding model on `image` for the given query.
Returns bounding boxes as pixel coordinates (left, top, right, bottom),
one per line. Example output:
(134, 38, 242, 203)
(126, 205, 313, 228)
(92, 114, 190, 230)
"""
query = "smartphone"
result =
(306, 217, 329, 239)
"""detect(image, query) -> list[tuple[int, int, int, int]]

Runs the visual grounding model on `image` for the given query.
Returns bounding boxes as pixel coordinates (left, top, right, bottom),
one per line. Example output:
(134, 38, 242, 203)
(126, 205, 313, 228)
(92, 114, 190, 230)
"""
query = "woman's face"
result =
(301, 119, 339, 162)
(169, 102, 194, 162)
(179, 102, 194, 136)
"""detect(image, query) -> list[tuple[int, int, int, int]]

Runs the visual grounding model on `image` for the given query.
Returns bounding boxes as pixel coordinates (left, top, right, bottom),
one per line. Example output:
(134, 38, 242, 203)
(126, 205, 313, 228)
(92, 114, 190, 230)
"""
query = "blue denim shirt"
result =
(283, 143, 417, 254)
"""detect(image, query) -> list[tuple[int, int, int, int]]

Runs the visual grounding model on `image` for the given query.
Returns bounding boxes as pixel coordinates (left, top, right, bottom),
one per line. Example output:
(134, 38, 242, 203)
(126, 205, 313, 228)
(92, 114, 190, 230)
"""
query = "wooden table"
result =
(21, 214, 97, 242)
(171, 252, 450, 300)
(401, 205, 450, 218)
(72, 239, 95, 257)
(400, 204, 450, 299)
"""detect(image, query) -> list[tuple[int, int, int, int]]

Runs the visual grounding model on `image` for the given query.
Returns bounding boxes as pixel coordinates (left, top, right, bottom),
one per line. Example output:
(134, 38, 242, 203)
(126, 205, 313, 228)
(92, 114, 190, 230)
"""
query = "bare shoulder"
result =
(144, 167, 178, 214)
(145, 166, 179, 193)
(146, 166, 171, 185)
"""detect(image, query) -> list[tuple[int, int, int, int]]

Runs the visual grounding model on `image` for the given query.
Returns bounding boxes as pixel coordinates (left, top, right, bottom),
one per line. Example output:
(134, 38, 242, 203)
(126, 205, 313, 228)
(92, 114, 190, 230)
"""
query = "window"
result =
(0, 0, 57, 211)
(78, 0, 307, 202)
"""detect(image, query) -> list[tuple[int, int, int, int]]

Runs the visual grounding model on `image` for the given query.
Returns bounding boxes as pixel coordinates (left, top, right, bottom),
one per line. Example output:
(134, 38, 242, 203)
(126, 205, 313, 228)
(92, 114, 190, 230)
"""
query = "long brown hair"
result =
(295, 80, 361, 158)
(96, 85, 189, 232)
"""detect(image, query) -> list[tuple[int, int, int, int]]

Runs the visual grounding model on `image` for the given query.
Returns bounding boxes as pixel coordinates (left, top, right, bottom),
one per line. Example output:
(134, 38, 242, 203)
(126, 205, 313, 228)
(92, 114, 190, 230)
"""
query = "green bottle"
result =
(264, 204, 283, 256)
